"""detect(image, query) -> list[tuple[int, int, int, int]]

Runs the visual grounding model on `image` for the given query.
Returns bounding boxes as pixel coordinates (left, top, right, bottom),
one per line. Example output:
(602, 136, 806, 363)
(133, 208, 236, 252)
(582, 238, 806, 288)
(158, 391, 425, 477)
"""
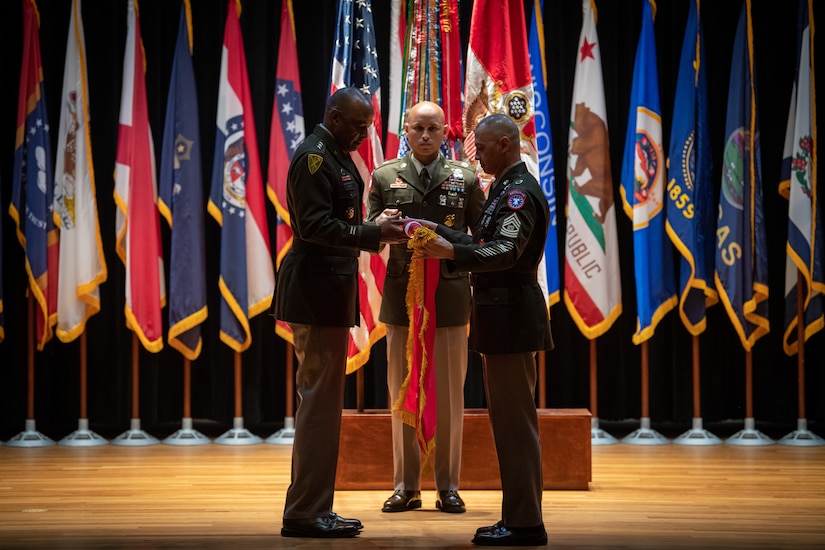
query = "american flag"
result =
(329, 0, 387, 374)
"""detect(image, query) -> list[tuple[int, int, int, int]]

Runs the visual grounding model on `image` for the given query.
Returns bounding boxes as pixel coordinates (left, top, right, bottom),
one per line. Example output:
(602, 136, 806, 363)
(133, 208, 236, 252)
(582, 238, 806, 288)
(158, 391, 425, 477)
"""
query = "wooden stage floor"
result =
(1, 439, 824, 549)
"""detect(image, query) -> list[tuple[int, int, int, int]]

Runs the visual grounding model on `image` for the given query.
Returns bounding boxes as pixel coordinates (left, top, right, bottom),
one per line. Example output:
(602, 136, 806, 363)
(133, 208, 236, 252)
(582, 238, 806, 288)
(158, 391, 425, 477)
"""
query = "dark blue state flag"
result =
(714, 2, 769, 352)
(159, 3, 207, 360)
(666, 0, 718, 335)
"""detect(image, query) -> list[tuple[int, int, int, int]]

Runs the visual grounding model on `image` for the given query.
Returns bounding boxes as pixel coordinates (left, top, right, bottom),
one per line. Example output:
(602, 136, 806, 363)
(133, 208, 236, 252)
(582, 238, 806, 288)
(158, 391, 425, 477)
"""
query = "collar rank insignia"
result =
(507, 189, 527, 210)
(308, 153, 323, 174)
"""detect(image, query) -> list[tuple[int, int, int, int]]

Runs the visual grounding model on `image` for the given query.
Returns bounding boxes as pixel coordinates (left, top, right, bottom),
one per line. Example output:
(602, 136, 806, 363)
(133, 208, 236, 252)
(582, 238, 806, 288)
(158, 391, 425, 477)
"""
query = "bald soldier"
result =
(367, 101, 485, 515)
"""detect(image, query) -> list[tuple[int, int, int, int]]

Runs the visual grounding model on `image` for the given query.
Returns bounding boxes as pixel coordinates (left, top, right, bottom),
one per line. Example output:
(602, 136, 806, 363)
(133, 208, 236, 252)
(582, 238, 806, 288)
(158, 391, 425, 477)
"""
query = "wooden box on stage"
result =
(335, 408, 591, 490)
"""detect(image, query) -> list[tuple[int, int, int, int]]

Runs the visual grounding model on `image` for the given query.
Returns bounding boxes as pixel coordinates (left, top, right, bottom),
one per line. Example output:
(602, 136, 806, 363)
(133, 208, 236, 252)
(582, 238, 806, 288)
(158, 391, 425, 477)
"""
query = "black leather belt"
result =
(471, 272, 537, 288)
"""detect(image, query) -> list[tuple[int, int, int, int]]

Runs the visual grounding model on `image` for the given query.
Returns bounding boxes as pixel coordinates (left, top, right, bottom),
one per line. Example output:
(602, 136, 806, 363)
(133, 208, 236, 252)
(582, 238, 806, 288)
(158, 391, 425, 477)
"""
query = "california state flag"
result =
(54, 0, 107, 343)
(563, 0, 622, 339)
(114, 0, 165, 352)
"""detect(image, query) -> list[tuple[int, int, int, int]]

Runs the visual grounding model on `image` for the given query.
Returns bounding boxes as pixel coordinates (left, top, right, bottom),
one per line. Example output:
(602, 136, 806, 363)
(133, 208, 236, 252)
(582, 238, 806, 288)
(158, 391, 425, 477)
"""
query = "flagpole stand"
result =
(266, 416, 295, 445)
(215, 417, 262, 445)
(621, 417, 669, 445)
(779, 418, 825, 447)
(590, 417, 618, 445)
(59, 418, 108, 447)
(163, 417, 211, 446)
(113, 418, 159, 446)
(674, 417, 722, 446)
(726, 417, 773, 446)
(6, 419, 55, 448)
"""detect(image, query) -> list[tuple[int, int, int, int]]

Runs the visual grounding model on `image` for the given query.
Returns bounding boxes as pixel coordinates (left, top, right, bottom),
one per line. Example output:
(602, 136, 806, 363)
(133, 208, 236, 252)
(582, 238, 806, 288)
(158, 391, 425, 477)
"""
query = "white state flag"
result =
(54, 0, 107, 342)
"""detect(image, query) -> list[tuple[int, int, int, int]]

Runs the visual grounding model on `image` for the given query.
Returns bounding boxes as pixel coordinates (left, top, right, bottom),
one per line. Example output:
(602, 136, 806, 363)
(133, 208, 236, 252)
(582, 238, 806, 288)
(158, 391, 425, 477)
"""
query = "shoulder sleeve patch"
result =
(308, 153, 324, 174)
(506, 189, 527, 210)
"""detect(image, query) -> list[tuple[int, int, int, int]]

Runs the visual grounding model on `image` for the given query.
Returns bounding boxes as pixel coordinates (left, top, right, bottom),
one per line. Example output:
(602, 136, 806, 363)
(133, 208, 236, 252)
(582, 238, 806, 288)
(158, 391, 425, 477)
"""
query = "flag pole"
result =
(6, 294, 54, 447)
(538, 351, 546, 408)
(215, 351, 261, 444)
(674, 334, 721, 445)
(266, 343, 296, 444)
(59, 332, 107, 446)
(113, 333, 158, 445)
(779, 272, 825, 445)
(164, 357, 210, 445)
(726, 350, 773, 445)
(590, 339, 616, 445)
(622, 340, 668, 444)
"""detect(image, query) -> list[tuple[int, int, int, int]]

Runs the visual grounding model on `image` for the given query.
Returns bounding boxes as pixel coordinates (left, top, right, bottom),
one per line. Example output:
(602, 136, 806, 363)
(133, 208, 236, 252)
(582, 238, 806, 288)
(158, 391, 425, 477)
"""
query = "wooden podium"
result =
(335, 408, 591, 490)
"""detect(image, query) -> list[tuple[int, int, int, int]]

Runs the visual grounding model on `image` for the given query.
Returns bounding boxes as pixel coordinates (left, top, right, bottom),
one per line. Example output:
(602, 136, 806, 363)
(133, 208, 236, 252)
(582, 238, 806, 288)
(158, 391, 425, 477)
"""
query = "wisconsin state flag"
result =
(114, 0, 166, 353)
(714, 1, 769, 352)
(159, 2, 207, 360)
(54, 0, 107, 343)
(563, 0, 622, 339)
(208, 0, 274, 353)
(10, 0, 59, 350)
(619, 0, 676, 344)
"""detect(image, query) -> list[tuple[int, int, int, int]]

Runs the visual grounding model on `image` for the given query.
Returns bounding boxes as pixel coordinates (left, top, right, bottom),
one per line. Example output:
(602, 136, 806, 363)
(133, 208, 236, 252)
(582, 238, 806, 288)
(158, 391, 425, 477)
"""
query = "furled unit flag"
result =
(329, 0, 387, 373)
(114, 0, 165, 353)
(54, 0, 107, 344)
(463, 0, 538, 182)
(385, 0, 407, 159)
(393, 0, 463, 160)
(208, 0, 275, 353)
(619, 0, 676, 344)
(159, 1, 207, 360)
(714, 1, 769, 352)
(779, 0, 823, 356)
(529, 0, 560, 308)
(10, 0, 59, 350)
(268, 0, 305, 343)
(666, 0, 718, 336)
(563, 0, 622, 339)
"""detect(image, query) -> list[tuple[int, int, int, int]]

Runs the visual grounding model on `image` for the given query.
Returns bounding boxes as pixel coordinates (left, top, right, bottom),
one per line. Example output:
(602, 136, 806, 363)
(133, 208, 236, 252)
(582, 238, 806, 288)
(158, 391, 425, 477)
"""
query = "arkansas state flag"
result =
(10, 0, 59, 350)
(563, 0, 622, 339)
(267, 0, 304, 343)
(778, 0, 823, 355)
(463, 0, 537, 182)
(54, 0, 107, 344)
(208, 0, 274, 353)
(619, 0, 676, 344)
(114, 0, 165, 353)
(329, 0, 387, 373)
(714, 1, 769, 352)
(159, 2, 207, 360)
(666, 0, 718, 336)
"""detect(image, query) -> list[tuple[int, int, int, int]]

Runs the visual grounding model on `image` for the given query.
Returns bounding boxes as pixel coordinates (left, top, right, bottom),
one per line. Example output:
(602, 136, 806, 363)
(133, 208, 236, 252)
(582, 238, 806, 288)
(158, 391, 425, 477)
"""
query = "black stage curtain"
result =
(1, 0, 823, 441)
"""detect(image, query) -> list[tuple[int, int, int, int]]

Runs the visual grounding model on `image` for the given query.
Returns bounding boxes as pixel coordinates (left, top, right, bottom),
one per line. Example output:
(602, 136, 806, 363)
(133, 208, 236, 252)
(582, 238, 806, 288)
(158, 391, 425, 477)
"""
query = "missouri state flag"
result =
(114, 0, 165, 353)
(267, 0, 304, 343)
(158, 2, 207, 360)
(208, 0, 274, 353)
(529, 0, 560, 308)
(564, 0, 622, 339)
(714, 1, 769, 352)
(329, 0, 387, 373)
(666, 0, 718, 336)
(54, 0, 107, 344)
(10, 0, 59, 350)
(463, 0, 537, 180)
(619, 0, 676, 344)
(778, 0, 823, 356)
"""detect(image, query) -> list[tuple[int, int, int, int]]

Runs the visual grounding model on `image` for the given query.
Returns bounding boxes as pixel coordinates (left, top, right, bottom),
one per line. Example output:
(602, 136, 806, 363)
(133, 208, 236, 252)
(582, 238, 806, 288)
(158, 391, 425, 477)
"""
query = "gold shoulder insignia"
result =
(308, 154, 323, 174)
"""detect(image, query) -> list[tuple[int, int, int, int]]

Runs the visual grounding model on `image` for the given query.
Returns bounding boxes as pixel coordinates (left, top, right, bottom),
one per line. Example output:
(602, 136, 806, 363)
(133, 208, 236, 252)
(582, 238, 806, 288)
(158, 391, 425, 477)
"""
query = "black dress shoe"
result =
(329, 512, 363, 529)
(471, 522, 547, 546)
(281, 516, 361, 538)
(436, 490, 466, 513)
(381, 489, 422, 512)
